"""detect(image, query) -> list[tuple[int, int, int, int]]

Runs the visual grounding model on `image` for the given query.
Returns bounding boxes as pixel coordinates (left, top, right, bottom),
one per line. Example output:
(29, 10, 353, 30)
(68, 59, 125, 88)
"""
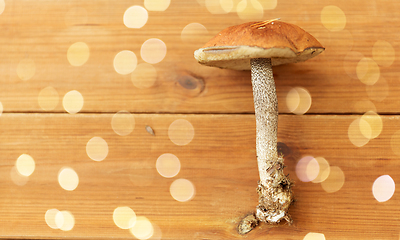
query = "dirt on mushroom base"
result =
(238, 156, 294, 235)
(237, 213, 259, 235)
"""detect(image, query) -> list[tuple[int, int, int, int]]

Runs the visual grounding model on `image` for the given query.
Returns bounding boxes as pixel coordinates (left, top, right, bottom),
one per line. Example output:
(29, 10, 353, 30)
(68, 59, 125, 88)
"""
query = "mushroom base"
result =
(256, 157, 294, 224)
(238, 157, 293, 235)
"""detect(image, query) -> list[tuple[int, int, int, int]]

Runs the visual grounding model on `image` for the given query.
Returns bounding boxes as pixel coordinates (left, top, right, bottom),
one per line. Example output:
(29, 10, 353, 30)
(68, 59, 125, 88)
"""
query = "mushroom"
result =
(194, 19, 324, 233)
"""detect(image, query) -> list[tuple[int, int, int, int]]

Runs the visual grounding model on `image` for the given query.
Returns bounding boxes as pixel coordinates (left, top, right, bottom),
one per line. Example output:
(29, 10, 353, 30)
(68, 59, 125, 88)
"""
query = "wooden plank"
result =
(0, 113, 399, 239)
(1, 0, 400, 239)
(0, 0, 398, 114)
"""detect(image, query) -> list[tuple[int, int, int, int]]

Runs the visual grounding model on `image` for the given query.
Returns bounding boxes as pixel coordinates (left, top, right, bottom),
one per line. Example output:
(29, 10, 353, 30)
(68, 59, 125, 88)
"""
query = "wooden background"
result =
(0, 0, 399, 239)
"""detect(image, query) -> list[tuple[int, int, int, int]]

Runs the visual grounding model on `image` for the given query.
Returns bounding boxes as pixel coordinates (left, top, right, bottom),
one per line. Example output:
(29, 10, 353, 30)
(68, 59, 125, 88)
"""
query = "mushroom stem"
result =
(250, 58, 293, 224)
(250, 58, 278, 185)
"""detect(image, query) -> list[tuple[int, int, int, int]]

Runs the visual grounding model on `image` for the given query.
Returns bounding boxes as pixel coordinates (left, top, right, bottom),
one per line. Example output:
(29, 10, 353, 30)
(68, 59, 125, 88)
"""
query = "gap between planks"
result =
(1, 111, 399, 116)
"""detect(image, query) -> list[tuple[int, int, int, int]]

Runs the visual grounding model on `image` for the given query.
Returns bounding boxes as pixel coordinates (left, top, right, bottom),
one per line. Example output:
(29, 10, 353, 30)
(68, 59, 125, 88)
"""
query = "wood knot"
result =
(176, 73, 205, 97)
(277, 142, 291, 157)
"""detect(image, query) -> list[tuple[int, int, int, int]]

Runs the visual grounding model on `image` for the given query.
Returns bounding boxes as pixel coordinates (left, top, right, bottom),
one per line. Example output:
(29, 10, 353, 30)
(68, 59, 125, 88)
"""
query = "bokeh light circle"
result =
(55, 211, 75, 231)
(38, 86, 59, 111)
(321, 5, 346, 32)
(311, 157, 331, 183)
(123, 6, 148, 29)
(129, 216, 154, 239)
(170, 178, 196, 202)
(141, 38, 167, 64)
(111, 110, 135, 136)
(168, 119, 195, 146)
(181, 23, 208, 43)
(348, 117, 370, 147)
(17, 58, 36, 81)
(304, 232, 326, 240)
(67, 42, 90, 67)
(58, 167, 79, 191)
(16, 154, 35, 177)
(114, 50, 138, 75)
(321, 166, 345, 193)
(144, 0, 171, 11)
(86, 137, 109, 161)
(372, 40, 395, 67)
(156, 153, 181, 178)
(0, 0, 5, 15)
(236, 0, 264, 20)
(113, 206, 136, 229)
(372, 175, 395, 202)
(63, 90, 84, 114)
(286, 87, 312, 115)
(296, 156, 319, 182)
(360, 111, 382, 139)
(45, 209, 61, 229)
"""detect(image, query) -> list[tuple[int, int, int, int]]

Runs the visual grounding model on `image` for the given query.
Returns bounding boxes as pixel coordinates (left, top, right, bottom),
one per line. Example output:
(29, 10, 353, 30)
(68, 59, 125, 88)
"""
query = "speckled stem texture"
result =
(251, 58, 278, 184)
(250, 58, 293, 225)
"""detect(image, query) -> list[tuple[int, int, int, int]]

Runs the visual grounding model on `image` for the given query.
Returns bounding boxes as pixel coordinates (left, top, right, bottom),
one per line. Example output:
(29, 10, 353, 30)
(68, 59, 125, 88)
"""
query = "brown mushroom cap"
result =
(194, 20, 325, 70)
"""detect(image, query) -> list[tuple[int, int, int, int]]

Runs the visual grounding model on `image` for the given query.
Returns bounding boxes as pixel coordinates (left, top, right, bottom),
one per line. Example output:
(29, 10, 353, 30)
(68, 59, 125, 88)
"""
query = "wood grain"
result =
(0, 113, 399, 239)
(1, 0, 400, 239)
